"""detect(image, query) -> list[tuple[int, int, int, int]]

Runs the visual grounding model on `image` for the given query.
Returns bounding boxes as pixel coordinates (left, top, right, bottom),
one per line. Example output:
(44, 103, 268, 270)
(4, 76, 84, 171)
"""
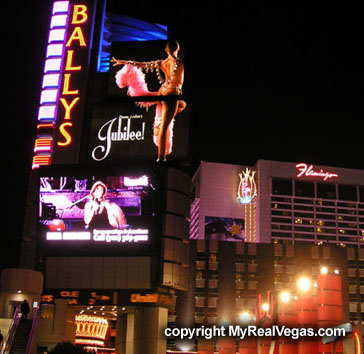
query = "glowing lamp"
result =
(320, 266, 328, 275)
(279, 291, 291, 303)
(239, 311, 252, 324)
(262, 303, 269, 312)
(297, 276, 311, 292)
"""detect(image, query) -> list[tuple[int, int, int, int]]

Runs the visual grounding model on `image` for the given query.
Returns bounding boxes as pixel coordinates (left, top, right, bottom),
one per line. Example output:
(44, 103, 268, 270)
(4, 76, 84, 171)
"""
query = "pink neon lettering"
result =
(296, 163, 338, 181)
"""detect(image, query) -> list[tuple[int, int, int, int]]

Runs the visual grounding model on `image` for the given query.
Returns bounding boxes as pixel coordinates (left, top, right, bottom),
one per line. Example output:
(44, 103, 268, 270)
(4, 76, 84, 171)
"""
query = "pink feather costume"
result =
(114, 64, 175, 155)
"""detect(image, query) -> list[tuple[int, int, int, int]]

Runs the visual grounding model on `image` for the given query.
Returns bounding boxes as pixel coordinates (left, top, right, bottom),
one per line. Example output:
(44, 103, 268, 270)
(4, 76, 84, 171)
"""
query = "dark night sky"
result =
(4, 2, 363, 267)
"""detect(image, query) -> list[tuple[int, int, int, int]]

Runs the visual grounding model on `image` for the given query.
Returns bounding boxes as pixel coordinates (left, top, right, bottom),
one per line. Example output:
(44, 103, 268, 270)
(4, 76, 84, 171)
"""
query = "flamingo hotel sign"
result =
(237, 168, 257, 204)
(296, 163, 339, 181)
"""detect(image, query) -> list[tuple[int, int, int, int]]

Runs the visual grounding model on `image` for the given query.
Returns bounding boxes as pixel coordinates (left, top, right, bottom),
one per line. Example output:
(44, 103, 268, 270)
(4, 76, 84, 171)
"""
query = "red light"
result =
(32, 155, 51, 169)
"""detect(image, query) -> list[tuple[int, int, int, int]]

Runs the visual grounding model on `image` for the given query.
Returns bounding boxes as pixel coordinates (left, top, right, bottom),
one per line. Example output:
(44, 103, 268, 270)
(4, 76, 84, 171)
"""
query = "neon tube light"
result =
(32, 1, 71, 169)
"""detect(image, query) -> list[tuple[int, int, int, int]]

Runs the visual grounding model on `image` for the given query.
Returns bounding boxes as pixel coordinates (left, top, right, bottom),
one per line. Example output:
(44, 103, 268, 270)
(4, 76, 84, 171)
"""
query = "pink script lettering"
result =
(296, 163, 339, 181)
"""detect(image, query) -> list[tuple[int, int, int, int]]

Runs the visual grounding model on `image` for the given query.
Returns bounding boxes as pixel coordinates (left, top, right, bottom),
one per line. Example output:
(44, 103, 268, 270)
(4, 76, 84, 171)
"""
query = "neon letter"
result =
(296, 163, 307, 178)
(62, 73, 79, 95)
(58, 122, 73, 146)
(72, 5, 88, 24)
(66, 27, 87, 47)
(65, 50, 82, 71)
(60, 97, 80, 119)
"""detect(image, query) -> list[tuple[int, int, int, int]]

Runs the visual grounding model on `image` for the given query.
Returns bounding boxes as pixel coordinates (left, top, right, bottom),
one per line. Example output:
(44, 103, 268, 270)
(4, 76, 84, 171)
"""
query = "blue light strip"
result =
(97, 13, 168, 72)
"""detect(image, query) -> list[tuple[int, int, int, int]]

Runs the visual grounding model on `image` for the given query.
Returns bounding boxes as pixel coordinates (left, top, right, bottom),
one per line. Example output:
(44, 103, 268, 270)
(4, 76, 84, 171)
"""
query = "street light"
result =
(297, 276, 311, 292)
(320, 266, 328, 275)
(239, 311, 253, 324)
(279, 291, 291, 303)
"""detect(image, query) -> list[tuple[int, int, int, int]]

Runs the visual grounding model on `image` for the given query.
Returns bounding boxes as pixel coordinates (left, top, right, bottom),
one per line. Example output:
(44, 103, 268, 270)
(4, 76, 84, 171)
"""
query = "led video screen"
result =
(108, 40, 186, 99)
(100, 40, 189, 163)
(38, 169, 159, 254)
(204, 216, 244, 241)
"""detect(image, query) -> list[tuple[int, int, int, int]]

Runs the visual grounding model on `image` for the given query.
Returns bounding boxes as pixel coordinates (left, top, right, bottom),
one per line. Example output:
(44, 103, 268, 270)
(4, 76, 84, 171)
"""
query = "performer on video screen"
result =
(111, 40, 187, 162)
(84, 181, 126, 229)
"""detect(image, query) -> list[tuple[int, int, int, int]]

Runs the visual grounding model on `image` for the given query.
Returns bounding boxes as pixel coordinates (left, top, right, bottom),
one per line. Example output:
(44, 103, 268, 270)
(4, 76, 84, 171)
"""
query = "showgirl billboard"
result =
(38, 167, 159, 255)
(88, 40, 190, 164)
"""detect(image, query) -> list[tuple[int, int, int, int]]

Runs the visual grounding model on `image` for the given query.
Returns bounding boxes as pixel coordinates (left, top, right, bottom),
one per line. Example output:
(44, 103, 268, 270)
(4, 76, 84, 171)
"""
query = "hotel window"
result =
(236, 242, 244, 255)
(248, 263, 257, 272)
(338, 184, 357, 201)
(236, 263, 245, 272)
(196, 278, 206, 288)
(317, 183, 336, 200)
(207, 297, 217, 308)
(274, 244, 283, 256)
(236, 297, 245, 309)
(248, 243, 257, 255)
(272, 178, 293, 196)
(195, 296, 205, 307)
(323, 246, 331, 259)
(347, 247, 356, 260)
(196, 240, 206, 253)
(295, 181, 314, 198)
(285, 244, 294, 257)
(236, 280, 244, 290)
(360, 186, 364, 202)
(248, 281, 257, 290)
(311, 246, 320, 258)
(358, 248, 364, 261)
(208, 262, 218, 271)
(196, 261, 206, 270)
(208, 279, 218, 288)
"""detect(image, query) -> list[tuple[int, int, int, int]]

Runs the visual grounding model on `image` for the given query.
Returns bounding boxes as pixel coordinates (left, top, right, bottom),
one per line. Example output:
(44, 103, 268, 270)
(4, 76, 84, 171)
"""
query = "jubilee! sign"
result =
(32, 1, 94, 168)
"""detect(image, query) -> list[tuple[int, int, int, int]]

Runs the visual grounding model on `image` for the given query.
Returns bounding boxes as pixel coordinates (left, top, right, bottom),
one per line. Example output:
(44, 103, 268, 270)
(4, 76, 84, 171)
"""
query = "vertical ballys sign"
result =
(32, 1, 94, 168)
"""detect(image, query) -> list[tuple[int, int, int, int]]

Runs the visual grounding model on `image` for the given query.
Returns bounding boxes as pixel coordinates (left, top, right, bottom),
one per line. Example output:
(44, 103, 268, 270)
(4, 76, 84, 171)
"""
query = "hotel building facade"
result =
(176, 159, 364, 353)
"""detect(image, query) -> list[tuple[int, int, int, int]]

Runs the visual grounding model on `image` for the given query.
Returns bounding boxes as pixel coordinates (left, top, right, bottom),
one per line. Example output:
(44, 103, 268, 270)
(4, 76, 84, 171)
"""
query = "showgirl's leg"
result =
(158, 100, 179, 161)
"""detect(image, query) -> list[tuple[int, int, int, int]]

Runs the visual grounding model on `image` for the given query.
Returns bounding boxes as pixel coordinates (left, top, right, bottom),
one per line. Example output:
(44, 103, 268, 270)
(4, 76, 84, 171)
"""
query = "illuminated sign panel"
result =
(41, 289, 172, 307)
(75, 314, 109, 348)
(204, 217, 244, 241)
(88, 102, 189, 163)
(75, 314, 109, 340)
(296, 163, 339, 181)
(38, 167, 159, 255)
(237, 168, 257, 204)
(32, 1, 95, 168)
(103, 40, 189, 163)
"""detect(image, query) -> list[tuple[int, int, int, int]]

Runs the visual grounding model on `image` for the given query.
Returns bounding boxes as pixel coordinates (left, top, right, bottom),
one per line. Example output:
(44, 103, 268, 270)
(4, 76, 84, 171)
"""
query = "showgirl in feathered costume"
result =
(111, 41, 186, 161)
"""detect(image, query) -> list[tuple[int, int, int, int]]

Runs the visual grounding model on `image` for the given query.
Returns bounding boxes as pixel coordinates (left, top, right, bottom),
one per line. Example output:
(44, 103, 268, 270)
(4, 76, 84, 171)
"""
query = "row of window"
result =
(272, 195, 363, 208)
(272, 178, 364, 201)
(196, 261, 257, 272)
